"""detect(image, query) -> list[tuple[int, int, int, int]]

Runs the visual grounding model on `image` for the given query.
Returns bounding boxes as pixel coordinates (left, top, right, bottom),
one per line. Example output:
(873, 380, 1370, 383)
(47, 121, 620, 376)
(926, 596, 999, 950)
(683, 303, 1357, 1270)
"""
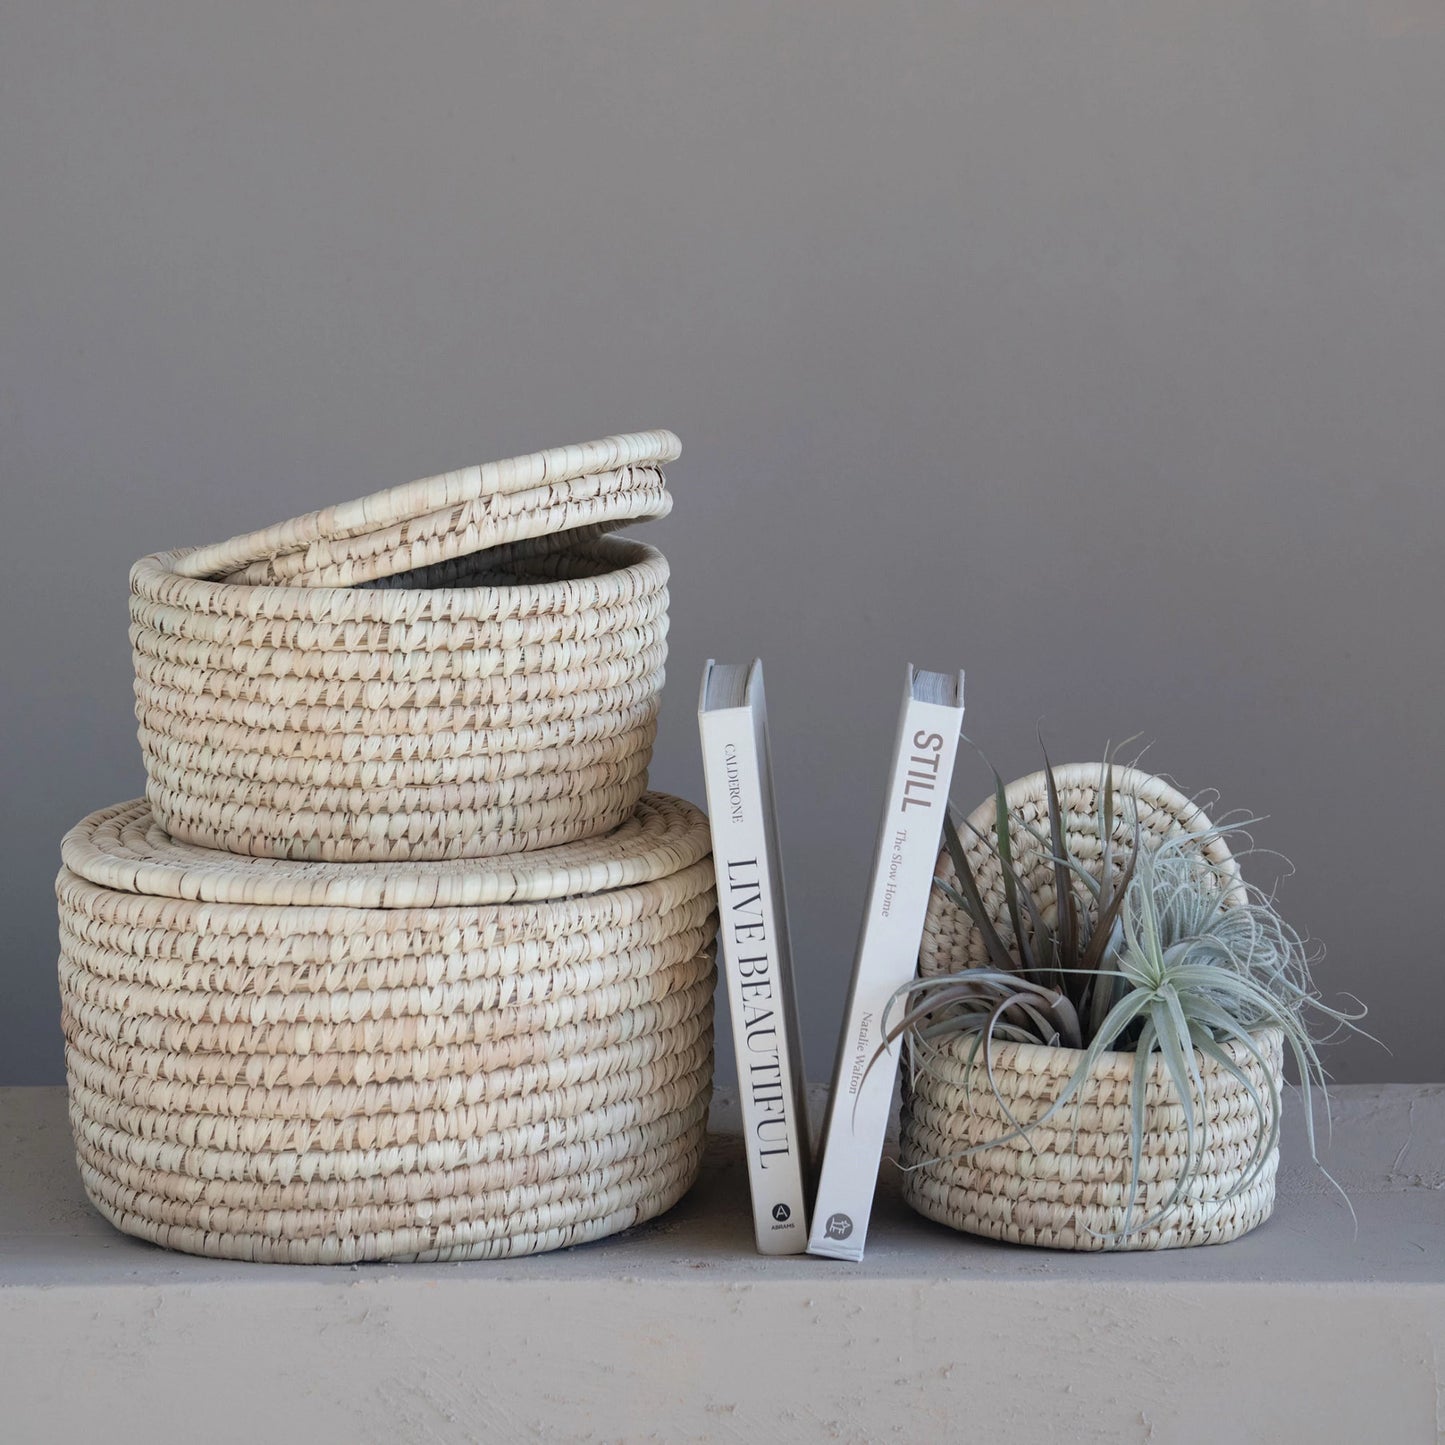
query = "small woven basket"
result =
(57, 793, 716, 1263)
(899, 763, 1280, 1251)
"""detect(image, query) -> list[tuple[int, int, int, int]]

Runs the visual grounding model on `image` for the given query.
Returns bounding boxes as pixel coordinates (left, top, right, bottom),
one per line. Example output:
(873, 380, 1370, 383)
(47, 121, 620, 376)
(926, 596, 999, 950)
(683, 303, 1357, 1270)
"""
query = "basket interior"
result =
(363, 535, 654, 592)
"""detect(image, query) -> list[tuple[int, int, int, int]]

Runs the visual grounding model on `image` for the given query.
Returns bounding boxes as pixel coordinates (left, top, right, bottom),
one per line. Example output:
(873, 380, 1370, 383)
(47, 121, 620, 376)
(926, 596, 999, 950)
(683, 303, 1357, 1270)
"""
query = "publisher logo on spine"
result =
(771, 1203, 791, 1223)
(824, 1212, 853, 1241)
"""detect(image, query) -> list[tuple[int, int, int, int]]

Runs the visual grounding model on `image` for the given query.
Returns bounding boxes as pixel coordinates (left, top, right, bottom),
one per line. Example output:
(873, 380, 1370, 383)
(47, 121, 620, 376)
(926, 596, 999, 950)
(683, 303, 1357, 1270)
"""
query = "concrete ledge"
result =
(3, 1084, 1442, 1443)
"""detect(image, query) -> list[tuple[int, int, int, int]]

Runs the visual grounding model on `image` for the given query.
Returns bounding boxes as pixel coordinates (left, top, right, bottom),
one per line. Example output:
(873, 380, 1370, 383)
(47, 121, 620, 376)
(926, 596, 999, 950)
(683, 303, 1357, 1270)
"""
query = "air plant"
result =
(880, 755, 1368, 1239)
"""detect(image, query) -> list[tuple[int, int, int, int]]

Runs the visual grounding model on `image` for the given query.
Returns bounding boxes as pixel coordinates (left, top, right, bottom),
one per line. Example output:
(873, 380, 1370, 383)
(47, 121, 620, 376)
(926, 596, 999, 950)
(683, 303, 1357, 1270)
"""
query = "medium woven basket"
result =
(57, 792, 716, 1263)
(899, 763, 1280, 1251)
(132, 533, 669, 862)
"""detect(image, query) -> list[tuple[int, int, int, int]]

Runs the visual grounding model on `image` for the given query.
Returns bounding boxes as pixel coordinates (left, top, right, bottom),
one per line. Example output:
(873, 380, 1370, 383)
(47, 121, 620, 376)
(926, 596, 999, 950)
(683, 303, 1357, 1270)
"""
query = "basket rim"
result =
(60, 792, 712, 909)
(912, 1022, 1285, 1082)
(130, 534, 668, 622)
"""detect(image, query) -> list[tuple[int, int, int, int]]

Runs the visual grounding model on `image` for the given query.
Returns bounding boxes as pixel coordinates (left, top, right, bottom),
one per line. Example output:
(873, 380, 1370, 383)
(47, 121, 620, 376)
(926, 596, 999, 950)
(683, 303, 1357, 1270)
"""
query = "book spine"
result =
(807, 690, 965, 1261)
(698, 706, 811, 1254)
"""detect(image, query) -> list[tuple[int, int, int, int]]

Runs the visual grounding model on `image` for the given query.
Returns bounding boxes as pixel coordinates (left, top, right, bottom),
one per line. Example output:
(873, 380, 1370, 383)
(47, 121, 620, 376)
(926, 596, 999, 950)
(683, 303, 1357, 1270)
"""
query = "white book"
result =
(698, 659, 812, 1254)
(807, 665, 965, 1261)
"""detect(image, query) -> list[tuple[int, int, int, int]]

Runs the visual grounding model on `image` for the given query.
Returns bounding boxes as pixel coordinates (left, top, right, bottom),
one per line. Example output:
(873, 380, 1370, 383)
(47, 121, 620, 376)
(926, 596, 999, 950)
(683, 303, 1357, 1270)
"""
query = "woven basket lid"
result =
(171, 430, 681, 587)
(62, 793, 710, 910)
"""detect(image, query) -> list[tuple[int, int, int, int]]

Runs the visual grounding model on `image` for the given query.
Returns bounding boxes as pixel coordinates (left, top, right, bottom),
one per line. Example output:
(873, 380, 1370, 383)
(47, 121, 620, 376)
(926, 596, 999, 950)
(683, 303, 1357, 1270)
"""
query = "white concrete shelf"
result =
(3, 1083, 1442, 1443)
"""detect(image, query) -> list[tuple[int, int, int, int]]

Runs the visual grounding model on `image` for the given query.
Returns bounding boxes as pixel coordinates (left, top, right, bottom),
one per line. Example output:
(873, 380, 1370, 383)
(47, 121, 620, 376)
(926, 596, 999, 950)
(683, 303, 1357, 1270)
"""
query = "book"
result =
(698, 658, 813, 1254)
(807, 665, 966, 1261)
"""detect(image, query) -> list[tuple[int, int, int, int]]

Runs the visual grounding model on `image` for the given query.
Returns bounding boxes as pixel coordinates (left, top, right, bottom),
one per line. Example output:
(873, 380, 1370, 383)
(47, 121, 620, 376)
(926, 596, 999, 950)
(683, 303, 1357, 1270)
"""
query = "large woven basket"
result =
(899, 764, 1280, 1251)
(57, 792, 716, 1263)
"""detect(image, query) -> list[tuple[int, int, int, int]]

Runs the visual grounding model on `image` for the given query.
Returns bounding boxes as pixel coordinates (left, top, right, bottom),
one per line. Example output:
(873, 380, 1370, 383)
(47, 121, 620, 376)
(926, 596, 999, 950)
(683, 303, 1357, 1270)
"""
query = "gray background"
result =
(3, 1, 1440, 1086)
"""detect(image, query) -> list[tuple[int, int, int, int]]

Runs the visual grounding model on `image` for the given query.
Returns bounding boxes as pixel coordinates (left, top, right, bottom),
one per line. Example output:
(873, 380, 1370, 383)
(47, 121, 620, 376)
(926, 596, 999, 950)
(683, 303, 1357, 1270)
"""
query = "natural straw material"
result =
(900, 764, 1278, 1251)
(131, 533, 670, 861)
(58, 792, 717, 1263)
(901, 1027, 1281, 1251)
(175, 430, 680, 588)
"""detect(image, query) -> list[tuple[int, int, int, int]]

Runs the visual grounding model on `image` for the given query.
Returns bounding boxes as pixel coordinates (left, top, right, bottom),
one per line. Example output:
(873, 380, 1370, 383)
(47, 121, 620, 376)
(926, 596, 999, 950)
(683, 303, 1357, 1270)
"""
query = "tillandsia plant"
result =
(880, 752, 1368, 1240)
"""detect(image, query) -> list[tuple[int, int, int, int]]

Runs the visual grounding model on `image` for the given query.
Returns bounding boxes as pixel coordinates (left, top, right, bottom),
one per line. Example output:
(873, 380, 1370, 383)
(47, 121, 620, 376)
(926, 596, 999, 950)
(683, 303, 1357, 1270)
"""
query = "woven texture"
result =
(58, 793, 717, 1263)
(65, 429, 715, 1261)
(133, 528, 671, 861)
(175, 430, 680, 587)
(900, 763, 1279, 1251)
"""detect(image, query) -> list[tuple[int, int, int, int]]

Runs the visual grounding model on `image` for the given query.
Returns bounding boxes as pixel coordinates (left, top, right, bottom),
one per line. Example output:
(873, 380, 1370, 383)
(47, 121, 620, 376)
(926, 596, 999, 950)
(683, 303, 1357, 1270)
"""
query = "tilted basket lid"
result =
(171, 429, 681, 588)
(61, 793, 710, 910)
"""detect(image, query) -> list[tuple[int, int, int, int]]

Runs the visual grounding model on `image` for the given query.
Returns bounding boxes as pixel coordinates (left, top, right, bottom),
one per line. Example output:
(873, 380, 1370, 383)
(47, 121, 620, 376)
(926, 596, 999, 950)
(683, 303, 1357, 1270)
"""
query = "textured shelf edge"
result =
(3, 1083, 1443, 1444)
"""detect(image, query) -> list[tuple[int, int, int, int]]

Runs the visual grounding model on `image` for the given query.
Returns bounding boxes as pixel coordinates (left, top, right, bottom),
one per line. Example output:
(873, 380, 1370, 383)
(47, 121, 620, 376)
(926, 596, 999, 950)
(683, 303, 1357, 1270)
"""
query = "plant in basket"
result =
(884, 754, 1366, 1251)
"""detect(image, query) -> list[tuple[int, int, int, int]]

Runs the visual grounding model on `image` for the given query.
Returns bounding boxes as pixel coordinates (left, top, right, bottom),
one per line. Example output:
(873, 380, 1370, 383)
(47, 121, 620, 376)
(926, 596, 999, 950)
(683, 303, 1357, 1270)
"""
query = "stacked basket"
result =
(131, 430, 679, 861)
(58, 431, 718, 1262)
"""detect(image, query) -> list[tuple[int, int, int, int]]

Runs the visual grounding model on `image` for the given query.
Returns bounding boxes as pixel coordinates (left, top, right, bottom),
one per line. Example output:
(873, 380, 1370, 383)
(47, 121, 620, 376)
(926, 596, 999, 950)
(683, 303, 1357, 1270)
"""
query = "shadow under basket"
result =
(899, 1026, 1283, 1251)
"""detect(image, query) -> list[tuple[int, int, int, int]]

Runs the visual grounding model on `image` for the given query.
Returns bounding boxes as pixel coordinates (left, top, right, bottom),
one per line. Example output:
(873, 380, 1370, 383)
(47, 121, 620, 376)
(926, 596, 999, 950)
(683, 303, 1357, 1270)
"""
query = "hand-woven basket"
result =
(131, 534, 669, 861)
(57, 793, 716, 1263)
(131, 430, 680, 862)
(899, 763, 1281, 1251)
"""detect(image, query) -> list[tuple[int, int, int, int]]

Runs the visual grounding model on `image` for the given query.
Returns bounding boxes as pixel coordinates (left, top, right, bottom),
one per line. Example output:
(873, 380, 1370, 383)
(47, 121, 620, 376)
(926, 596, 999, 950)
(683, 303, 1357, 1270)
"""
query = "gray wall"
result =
(3, 1, 1441, 1086)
